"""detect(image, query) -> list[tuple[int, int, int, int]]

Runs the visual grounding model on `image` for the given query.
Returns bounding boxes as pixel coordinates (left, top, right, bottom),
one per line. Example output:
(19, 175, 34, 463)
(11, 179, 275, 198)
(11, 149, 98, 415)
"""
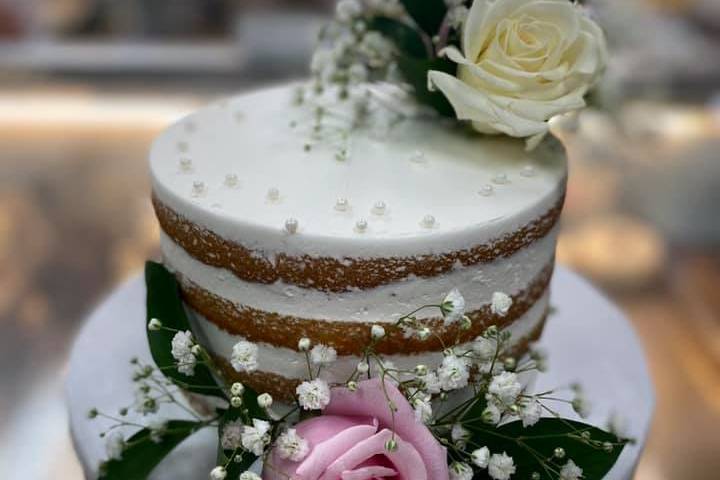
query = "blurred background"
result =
(0, 0, 718, 478)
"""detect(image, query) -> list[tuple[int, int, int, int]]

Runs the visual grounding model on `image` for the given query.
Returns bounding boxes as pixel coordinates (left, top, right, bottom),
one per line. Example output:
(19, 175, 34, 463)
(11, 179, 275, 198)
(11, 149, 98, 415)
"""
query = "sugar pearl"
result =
(191, 181, 206, 197)
(335, 197, 349, 212)
(224, 174, 238, 187)
(179, 158, 193, 172)
(421, 215, 436, 228)
(521, 165, 536, 177)
(410, 150, 426, 163)
(355, 219, 368, 233)
(479, 184, 494, 196)
(372, 201, 387, 215)
(284, 218, 298, 234)
(267, 187, 280, 201)
(492, 174, 509, 185)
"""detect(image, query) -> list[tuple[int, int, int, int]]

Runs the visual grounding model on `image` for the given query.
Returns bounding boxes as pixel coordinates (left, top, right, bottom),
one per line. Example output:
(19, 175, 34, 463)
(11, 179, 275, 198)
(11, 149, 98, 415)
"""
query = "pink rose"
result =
(263, 378, 449, 480)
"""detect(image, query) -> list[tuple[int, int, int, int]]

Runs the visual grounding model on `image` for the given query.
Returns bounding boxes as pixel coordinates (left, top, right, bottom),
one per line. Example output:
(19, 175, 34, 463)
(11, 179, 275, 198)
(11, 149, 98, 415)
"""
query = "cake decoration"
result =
(87, 2, 631, 480)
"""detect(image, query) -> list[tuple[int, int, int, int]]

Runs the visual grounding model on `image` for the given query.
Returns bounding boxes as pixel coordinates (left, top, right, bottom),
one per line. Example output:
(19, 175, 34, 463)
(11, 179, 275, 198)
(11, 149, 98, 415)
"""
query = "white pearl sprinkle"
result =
(179, 158, 193, 172)
(521, 165, 536, 177)
(284, 218, 299, 234)
(177, 141, 189, 153)
(372, 201, 387, 215)
(410, 150, 426, 163)
(224, 174, 238, 187)
(191, 181, 206, 197)
(421, 215, 436, 228)
(479, 184, 494, 196)
(492, 174, 509, 185)
(335, 197, 349, 212)
(267, 187, 280, 202)
(355, 219, 368, 233)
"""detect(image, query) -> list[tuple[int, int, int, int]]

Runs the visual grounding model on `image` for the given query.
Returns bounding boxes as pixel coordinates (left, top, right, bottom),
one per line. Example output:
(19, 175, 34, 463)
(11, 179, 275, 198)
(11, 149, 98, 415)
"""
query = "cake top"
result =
(150, 84, 566, 257)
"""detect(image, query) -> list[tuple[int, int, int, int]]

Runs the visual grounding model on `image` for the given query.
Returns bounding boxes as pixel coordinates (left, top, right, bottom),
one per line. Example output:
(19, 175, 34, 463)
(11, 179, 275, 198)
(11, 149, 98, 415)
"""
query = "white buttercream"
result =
(150, 83, 566, 259)
(161, 227, 557, 322)
(189, 289, 550, 383)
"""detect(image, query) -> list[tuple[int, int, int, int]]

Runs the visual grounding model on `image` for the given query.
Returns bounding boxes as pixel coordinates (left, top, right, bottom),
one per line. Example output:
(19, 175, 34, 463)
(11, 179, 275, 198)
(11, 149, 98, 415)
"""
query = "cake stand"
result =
(66, 267, 654, 479)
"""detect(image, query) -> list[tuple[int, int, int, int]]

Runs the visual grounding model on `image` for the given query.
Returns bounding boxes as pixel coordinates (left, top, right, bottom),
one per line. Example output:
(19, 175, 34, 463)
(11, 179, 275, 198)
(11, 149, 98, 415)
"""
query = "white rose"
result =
(428, 0, 607, 139)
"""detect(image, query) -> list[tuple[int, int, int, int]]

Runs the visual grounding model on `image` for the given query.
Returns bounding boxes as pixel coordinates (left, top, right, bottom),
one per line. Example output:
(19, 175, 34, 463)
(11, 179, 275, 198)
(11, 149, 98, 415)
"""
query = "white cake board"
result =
(66, 267, 654, 479)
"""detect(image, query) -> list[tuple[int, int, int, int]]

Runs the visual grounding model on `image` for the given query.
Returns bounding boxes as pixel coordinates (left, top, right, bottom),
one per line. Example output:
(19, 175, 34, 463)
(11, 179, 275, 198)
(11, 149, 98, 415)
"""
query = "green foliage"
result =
(466, 418, 627, 480)
(100, 420, 203, 480)
(145, 261, 226, 399)
(400, 0, 448, 35)
(397, 55, 456, 117)
(367, 16, 427, 58)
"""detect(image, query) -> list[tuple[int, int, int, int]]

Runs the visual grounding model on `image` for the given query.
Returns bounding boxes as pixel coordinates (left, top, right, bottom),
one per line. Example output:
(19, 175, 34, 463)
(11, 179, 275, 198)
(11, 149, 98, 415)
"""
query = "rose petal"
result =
(320, 429, 426, 480)
(341, 466, 397, 480)
(325, 379, 448, 480)
(296, 423, 379, 480)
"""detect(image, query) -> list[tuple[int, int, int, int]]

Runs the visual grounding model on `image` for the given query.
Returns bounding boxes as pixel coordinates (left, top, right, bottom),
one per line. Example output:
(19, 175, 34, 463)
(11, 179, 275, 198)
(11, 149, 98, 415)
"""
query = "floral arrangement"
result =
(304, 0, 607, 149)
(88, 262, 630, 479)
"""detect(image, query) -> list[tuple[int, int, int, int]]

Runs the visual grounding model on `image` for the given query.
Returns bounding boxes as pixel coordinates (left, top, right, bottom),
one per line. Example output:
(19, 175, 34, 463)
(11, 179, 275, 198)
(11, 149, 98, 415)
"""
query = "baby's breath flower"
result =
(105, 431, 125, 461)
(572, 392, 592, 418)
(488, 452, 516, 480)
(438, 355, 470, 391)
(220, 420, 244, 450)
(482, 403, 502, 425)
(148, 419, 167, 444)
(230, 382, 245, 396)
(298, 337, 312, 351)
(335, 0, 363, 23)
(451, 423, 470, 446)
(472, 336, 497, 361)
(296, 379, 331, 410)
(607, 410, 629, 438)
(356, 361, 369, 374)
(560, 459, 583, 480)
(441, 288, 466, 325)
(148, 318, 162, 331)
(488, 372, 522, 405)
(241, 419, 271, 456)
(472, 446, 490, 469)
(449, 462, 473, 480)
(210, 466, 227, 480)
(519, 398, 542, 427)
(276, 428, 310, 462)
(231, 341, 258, 373)
(170, 330, 196, 376)
(257, 393, 273, 409)
(413, 395, 433, 424)
(310, 344, 337, 365)
(418, 371, 442, 394)
(239, 473, 261, 480)
(491, 292, 513, 317)
(371, 324, 386, 340)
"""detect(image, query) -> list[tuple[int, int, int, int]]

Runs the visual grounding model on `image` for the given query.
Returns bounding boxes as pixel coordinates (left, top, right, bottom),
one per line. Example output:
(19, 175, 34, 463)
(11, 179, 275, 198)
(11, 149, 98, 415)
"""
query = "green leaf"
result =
(400, 0, 447, 35)
(467, 419, 627, 480)
(367, 16, 427, 58)
(396, 55, 456, 117)
(145, 261, 226, 399)
(100, 420, 203, 479)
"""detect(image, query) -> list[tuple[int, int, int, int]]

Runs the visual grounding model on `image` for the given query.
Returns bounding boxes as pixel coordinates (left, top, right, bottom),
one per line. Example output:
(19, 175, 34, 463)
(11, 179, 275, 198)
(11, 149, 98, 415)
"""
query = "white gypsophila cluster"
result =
(296, 379, 332, 410)
(449, 461, 473, 480)
(413, 393, 433, 424)
(518, 398, 543, 427)
(105, 431, 125, 461)
(276, 428, 310, 462)
(231, 341, 258, 373)
(220, 419, 244, 450)
(451, 423, 470, 447)
(472, 335, 498, 362)
(482, 402, 502, 425)
(170, 330, 196, 376)
(491, 291, 513, 317)
(335, 0, 363, 23)
(572, 386, 592, 419)
(560, 459, 584, 480)
(210, 466, 227, 480)
(133, 384, 158, 415)
(365, 0, 404, 17)
(239, 472, 261, 480)
(418, 371, 442, 394)
(446, 5, 469, 29)
(241, 419, 271, 456)
(310, 344, 337, 365)
(441, 288, 466, 325)
(607, 410, 629, 438)
(438, 354, 471, 391)
(488, 452, 517, 480)
(471, 446, 490, 469)
(488, 371, 522, 405)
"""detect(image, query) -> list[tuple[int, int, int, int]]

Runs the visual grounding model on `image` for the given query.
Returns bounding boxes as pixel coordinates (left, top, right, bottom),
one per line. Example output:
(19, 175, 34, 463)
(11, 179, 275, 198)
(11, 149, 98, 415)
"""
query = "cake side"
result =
(150, 84, 567, 399)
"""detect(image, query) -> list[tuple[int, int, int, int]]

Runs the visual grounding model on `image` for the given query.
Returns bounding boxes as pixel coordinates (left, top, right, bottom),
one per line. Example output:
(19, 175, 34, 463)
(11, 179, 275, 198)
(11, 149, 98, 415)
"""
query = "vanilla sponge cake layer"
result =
(149, 84, 567, 398)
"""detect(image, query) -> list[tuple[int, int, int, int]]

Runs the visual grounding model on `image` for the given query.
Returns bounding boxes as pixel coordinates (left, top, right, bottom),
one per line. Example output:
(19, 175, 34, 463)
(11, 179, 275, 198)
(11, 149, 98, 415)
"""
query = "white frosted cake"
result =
(150, 84, 567, 400)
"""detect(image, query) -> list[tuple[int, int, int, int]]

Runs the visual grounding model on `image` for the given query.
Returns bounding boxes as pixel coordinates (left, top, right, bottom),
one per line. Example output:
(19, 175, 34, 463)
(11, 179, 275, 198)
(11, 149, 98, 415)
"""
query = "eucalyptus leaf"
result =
(467, 418, 627, 480)
(145, 261, 226, 399)
(396, 55, 456, 117)
(367, 16, 427, 58)
(400, 0, 447, 35)
(100, 420, 203, 480)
